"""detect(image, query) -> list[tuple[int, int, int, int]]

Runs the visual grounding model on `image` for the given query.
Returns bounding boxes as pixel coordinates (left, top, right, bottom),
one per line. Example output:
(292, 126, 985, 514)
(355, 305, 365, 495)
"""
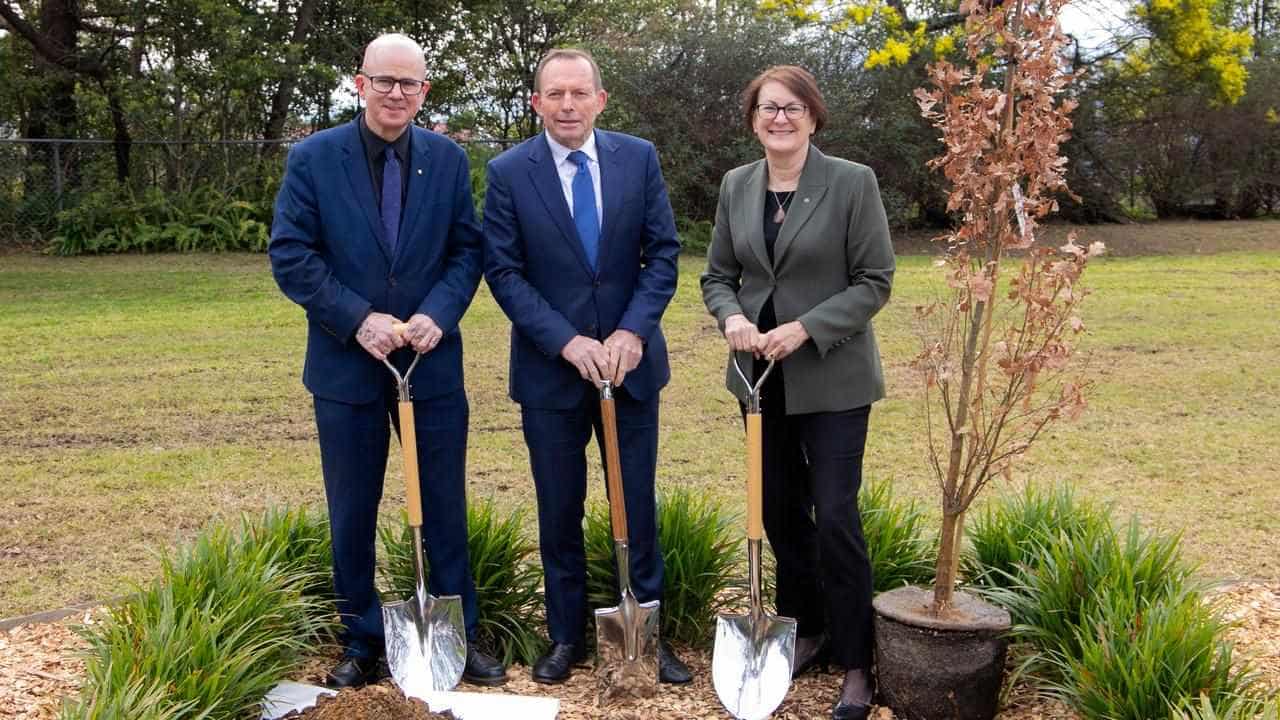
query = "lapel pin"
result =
(804, 197, 810, 203)
(417, 169, 423, 175)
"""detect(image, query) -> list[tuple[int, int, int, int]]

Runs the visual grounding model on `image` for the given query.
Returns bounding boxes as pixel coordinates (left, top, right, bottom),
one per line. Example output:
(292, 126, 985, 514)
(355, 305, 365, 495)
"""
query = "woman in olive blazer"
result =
(700, 65, 894, 720)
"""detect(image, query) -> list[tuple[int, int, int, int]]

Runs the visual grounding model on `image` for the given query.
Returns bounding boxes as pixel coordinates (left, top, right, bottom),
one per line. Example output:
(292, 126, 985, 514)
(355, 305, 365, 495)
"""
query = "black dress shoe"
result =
(324, 655, 379, 689)
(832, 701, 871, 720)
(531, 642, 586, 684)
(658, 641, 692, 684)
(462, 646, 508, 686)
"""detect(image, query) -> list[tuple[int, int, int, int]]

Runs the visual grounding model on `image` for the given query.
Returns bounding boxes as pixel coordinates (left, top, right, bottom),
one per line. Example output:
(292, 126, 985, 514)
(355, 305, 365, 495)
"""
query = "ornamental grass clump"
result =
(64, 511, 335, 720)
(1177, 693, 1280, 720)
(962, 483, 1110, 590)
(586, 486, 741, 647)
(860, 481, 935, 593)
(912, 0, 1105, 616)
(379, 500, 545, 665)
(1050, 587, 1264, 720)
(983, 516, 1269, 718)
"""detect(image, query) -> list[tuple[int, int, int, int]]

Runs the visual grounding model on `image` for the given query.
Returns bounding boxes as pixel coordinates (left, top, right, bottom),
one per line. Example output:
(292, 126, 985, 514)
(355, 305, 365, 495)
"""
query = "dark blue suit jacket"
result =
(270, 118, 482, 404)
(482, 130, 680, 409)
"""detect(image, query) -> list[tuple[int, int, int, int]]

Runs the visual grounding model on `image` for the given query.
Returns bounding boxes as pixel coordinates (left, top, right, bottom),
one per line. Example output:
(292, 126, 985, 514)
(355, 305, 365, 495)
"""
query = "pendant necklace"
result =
(771, 190, 794, 223)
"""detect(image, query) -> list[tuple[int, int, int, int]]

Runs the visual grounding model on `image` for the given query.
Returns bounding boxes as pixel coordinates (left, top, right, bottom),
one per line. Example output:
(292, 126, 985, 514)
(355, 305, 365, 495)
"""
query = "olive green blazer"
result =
(700, 145, 895, 414)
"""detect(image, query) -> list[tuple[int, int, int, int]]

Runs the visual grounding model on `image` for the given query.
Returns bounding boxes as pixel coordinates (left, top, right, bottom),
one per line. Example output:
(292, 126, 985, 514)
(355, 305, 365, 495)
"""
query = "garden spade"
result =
(712, 355, 797, 720)
(594, 380, 660, 700)
(380, 345, 467, 699)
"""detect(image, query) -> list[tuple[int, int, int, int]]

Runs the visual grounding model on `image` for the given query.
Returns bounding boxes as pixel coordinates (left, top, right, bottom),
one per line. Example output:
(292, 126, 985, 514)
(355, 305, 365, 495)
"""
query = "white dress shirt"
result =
(545, 131, 603, 230)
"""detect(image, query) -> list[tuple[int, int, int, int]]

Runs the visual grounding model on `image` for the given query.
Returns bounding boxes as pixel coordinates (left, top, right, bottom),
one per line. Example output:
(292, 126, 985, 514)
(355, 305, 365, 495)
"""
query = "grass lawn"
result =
(2, 224, 1278, 619)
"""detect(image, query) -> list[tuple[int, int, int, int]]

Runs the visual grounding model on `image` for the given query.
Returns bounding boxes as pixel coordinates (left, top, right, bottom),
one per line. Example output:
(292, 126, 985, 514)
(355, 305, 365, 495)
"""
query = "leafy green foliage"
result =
(963, 483, 1111, 590)
(860, 480, 935, 592)
(586, 487, 743, 647)
(379, 501, 545, 665)
(51, 187, 271, 255)
(974, 504, 1268, 720)
(63, 510, 336, 720)
(1046, 588, 1264, 720)
(1176, 692, 1280, 720)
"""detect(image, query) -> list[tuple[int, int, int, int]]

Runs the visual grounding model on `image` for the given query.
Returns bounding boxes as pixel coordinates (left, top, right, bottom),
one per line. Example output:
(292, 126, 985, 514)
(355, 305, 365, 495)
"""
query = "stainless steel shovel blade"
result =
(594, 583, 660, 699)
(712, 608, 797, 720)
(382, 590, 466, 699)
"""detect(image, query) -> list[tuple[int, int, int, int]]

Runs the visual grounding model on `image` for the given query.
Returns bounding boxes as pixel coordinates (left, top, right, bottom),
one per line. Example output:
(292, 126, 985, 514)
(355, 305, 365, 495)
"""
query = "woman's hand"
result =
(759, 321, 810, 361)
(723, 314, 762, 354)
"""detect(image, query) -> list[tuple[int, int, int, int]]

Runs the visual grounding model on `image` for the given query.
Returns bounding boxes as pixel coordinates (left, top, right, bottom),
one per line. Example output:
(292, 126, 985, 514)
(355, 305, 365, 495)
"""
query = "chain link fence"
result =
(0, 136, 518, 249)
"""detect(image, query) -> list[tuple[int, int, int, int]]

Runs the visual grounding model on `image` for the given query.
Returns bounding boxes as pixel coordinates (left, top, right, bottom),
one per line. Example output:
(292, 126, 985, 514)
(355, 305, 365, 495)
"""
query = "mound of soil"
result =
(281, 685, 456, 720)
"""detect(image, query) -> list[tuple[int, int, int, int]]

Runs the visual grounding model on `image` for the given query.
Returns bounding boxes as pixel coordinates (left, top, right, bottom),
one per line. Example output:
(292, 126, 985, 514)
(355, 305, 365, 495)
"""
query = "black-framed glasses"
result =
(360, 73, 427, 96)
(756, 103, 808, 120)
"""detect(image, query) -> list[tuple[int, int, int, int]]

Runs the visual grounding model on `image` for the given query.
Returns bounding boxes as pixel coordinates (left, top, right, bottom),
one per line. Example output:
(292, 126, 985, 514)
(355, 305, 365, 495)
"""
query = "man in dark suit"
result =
(482, 48, 690, 685)
(269, 33, 505, 689)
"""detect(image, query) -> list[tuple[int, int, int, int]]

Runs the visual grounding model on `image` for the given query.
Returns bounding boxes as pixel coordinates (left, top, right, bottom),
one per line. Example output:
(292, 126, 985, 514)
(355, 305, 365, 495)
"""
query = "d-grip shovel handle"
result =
(387, 323, 424, 529)
(732, 354, 776, 542)
(600, 382, 629, 543)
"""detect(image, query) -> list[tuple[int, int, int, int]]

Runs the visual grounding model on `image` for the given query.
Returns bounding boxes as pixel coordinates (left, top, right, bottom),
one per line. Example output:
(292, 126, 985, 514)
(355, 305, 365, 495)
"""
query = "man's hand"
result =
(724, 314, 762, 355)
(758, 321, 810, 361)
(561, 335, 613, 386)
(356, 312, 407, 360)
(603, 329, 644, 386)
(399, 313, 444, 353)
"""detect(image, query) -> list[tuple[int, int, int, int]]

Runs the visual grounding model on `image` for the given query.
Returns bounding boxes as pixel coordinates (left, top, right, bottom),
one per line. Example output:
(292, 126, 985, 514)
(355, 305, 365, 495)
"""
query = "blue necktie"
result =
(568, 150, 599, 270)
(381, 146, 401, 254)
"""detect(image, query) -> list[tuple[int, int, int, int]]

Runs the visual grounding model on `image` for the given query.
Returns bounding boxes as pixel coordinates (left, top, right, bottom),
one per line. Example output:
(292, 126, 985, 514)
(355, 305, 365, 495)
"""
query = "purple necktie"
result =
(381, 146, 401, 253)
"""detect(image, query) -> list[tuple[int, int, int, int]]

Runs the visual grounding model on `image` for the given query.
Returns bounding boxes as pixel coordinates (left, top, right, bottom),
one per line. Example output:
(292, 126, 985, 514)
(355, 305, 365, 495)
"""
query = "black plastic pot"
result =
(872, 585, 1011, 720)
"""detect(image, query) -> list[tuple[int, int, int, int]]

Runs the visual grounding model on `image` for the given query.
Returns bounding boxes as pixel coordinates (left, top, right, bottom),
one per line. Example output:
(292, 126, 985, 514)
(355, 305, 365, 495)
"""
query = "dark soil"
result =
(282, 685, 457, 720)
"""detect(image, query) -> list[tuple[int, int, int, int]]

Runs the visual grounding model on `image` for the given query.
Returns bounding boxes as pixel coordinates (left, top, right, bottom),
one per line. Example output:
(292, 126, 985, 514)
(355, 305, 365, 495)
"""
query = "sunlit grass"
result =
(1, 249, 1278, 618)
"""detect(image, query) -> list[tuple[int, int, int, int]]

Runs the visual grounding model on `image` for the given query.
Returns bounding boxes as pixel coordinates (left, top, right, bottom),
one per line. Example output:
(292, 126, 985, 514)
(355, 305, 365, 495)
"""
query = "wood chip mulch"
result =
(3, 583, 1277, 720)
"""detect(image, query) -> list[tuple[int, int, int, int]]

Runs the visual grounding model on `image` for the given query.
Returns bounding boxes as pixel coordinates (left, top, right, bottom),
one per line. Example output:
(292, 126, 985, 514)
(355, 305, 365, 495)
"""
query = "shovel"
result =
(380, 344, 467, 699)
(712, 355, 797, 720)
(594, 380, 660, 700)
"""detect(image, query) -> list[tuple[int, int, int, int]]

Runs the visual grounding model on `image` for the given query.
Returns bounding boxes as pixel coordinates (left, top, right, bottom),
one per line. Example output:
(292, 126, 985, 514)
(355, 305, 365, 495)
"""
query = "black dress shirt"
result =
(357, 112, 411, 209)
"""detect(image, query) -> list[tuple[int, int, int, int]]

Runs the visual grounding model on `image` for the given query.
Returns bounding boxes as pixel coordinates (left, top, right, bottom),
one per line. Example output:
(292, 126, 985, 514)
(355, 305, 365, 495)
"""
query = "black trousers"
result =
(753, 365, 874, 670)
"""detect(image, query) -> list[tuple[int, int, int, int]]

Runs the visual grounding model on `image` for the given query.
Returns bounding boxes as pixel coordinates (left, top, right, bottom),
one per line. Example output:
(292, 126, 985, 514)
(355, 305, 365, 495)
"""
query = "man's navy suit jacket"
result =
(270, 118, 482, 404)
(482, 130, 680, 409)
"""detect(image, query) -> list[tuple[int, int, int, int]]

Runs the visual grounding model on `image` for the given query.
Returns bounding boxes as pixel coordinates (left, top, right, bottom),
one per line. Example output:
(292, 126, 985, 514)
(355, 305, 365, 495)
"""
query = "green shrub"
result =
(860, 480, 935, 592)
(586, 486, 742, 647)
(963, 483, 1111, 590)
(676, 217, 713, 255)
(1176, 692, 1280, 720)
(50, 186, 271, 255)
(1045, 587, 1264, 720)
(64, 513, 335, 720)
(988, 518, 1193, 671)
(379, 500, 545, 665)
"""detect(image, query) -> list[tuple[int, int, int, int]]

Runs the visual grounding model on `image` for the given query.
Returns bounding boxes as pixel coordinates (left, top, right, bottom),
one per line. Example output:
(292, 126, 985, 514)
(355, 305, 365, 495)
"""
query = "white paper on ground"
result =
(260, 681, 336, 719)
(259, 681, 560, 720)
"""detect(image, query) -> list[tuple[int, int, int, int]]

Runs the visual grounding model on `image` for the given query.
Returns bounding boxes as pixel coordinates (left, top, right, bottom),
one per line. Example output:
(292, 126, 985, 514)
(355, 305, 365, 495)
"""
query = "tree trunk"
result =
(262, 0, 320, 142)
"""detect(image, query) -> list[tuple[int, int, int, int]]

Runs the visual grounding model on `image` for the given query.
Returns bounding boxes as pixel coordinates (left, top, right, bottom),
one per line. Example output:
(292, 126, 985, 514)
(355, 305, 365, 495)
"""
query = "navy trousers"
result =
(314, 384, 477, 659)
(521, 387, 664, 647)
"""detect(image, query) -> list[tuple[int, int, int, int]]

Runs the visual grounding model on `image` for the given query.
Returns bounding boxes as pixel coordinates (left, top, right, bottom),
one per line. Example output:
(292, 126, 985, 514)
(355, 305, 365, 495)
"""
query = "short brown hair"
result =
(740, 65, 827, 134)
(534, 48, 603, 92)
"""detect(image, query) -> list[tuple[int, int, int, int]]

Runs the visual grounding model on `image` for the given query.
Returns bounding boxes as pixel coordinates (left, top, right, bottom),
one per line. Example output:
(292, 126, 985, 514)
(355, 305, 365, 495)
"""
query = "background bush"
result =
(50, 186, 271, 255)
(379, 500, 545, 665)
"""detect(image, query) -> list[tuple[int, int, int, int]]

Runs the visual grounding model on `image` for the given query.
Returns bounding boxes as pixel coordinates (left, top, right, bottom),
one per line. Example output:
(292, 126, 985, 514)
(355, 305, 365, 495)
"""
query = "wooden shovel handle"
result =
(746, 412, 763, 541)
(398, 401, 423, 528)
(601, 392, 629, 542)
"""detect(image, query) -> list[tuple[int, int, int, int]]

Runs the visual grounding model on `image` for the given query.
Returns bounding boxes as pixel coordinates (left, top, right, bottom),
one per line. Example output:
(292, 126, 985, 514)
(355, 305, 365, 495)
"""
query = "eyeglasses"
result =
(360, 74, 427, 96)
(756, 103, 808, 120)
